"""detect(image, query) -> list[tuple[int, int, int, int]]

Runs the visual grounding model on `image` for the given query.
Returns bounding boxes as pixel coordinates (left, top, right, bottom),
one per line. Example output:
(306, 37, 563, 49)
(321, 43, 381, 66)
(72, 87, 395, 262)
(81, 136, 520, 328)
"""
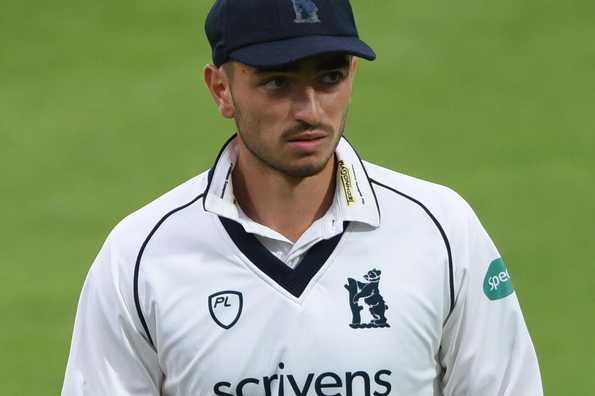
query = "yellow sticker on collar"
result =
(338, 160, 357, 206)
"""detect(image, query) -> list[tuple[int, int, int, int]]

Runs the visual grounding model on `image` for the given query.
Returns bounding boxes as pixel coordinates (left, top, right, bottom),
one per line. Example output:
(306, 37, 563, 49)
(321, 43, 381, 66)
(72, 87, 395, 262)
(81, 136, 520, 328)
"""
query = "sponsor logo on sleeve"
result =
(483, 258, 514, 300)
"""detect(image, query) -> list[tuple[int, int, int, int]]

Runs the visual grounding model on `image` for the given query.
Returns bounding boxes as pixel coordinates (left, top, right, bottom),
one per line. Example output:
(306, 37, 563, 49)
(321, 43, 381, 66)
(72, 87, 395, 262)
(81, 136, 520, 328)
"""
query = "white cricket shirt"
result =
(62, 136, 543, 396)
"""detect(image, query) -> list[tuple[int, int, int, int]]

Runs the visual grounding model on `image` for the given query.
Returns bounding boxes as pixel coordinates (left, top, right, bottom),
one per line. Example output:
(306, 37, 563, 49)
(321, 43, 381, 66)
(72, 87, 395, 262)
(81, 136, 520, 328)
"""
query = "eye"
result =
(262, 77, 289, 91)
(319, 71, 346, 85)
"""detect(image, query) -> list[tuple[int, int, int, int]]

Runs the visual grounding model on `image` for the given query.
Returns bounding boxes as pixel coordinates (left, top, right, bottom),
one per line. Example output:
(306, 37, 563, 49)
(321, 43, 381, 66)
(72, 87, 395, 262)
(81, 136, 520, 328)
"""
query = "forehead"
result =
(231, 53, 351, 76)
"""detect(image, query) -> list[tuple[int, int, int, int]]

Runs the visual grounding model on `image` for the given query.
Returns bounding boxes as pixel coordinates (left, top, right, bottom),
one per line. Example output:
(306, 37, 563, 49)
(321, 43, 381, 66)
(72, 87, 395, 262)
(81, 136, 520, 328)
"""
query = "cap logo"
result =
(291, 0, 321, 24)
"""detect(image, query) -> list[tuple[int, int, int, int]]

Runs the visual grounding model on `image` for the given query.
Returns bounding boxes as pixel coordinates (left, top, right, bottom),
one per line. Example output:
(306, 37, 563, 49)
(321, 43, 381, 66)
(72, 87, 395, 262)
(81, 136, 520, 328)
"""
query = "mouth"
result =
(286, 132, 327, 152)
(286, 131, 327, 142)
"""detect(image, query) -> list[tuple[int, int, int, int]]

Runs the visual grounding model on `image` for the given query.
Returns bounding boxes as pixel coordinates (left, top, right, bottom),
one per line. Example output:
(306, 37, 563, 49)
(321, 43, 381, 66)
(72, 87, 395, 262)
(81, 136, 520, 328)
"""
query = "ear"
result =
(203, 64, 235, 119)
(350, 56, 358, 75)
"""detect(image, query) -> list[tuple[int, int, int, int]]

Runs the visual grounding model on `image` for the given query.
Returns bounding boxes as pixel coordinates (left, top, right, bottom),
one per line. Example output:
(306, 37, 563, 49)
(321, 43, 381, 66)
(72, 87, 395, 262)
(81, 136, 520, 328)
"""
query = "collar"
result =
(203, 135, 380, 229)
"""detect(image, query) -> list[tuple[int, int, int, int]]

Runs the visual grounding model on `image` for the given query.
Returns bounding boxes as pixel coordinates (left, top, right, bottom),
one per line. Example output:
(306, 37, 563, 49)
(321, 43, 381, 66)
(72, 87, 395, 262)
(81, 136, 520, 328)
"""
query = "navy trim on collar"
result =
(220, 216, 349, 298)
(203, 133, 237, 213)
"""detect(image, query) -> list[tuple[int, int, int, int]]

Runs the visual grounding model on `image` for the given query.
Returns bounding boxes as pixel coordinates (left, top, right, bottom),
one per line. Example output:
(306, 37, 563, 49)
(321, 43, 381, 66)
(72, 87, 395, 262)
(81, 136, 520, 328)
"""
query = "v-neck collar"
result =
(219, 216, 349, 298)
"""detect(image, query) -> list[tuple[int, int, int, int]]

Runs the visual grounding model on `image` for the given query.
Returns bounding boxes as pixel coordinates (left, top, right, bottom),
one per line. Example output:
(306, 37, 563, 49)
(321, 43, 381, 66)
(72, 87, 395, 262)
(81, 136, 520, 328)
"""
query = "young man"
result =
(62, 0, 543, 395)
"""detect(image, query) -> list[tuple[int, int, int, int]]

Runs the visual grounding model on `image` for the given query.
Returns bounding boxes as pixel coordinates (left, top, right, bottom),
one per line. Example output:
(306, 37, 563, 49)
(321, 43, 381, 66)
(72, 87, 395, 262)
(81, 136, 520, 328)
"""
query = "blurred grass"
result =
(1, 0, 593, 394)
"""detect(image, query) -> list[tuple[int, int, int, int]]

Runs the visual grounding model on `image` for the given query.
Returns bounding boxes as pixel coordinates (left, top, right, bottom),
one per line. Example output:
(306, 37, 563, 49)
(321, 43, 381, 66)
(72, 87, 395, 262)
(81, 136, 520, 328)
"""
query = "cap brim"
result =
(228, 35, 376, 68)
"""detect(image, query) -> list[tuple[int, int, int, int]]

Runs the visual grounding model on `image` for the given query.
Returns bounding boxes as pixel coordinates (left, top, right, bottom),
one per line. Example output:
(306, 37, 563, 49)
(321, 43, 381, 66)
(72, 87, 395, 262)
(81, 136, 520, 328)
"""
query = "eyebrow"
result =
(255, 55, 351, 74)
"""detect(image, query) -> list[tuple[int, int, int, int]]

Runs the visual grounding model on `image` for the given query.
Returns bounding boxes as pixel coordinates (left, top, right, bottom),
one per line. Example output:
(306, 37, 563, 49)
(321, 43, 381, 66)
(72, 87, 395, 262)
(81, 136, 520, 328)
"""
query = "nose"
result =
(291, 85, 321, 126)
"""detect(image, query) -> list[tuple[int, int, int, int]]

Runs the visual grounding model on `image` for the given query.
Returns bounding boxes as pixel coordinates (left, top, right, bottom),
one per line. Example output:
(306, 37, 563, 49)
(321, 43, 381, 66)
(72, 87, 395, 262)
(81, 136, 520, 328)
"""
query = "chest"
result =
(143, 222, 448, 395)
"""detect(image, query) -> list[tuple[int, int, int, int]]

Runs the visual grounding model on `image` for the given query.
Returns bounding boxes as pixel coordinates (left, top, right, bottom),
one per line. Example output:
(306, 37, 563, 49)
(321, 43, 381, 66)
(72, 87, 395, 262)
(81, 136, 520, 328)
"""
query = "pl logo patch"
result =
(291, 0, 320, 23)
(345, 269, 390, 328)
(208, 290, 243, 329)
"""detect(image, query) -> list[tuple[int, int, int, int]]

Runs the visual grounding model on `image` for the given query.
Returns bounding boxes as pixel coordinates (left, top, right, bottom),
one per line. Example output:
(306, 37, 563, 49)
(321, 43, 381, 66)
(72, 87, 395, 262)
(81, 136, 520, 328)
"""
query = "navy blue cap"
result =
(205, 0, 376, 68)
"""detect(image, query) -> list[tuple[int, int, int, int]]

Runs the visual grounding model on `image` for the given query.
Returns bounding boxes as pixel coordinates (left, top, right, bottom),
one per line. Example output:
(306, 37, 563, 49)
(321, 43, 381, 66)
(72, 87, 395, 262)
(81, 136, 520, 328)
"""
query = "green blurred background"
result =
(1, 0, 593, 394)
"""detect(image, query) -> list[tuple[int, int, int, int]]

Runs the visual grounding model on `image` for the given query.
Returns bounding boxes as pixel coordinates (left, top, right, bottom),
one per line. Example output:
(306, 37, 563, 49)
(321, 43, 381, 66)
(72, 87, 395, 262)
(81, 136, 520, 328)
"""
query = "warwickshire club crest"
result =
(344, 269, 390, 328)
(291, 0, 320, 23)
(208, 290, 243, 329)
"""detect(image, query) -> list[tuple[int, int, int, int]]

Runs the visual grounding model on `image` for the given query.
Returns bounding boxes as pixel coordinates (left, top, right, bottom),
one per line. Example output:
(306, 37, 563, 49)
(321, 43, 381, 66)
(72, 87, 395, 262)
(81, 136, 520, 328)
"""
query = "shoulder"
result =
(363, 161, 474, 225)
(101, 170, 210, 268)
(363, 160, 488, 268)
(363, 161, 497, 273)
(363, 161, 495, 313)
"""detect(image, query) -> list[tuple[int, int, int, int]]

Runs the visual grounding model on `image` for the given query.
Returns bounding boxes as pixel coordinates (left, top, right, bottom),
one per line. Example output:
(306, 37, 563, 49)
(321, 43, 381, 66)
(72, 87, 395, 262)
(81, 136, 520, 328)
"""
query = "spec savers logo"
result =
(483, 258, 514, 300)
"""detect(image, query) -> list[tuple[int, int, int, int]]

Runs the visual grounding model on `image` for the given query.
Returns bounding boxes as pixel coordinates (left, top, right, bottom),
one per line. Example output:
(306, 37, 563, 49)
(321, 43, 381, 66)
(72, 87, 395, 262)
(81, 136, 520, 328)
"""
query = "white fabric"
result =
(61, 137, 543, 396)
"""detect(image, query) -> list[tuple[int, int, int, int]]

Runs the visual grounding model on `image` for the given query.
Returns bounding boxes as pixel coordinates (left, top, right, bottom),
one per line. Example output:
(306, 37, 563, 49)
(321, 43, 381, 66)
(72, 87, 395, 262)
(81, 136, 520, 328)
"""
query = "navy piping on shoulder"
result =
(369, 179, 455, 315)
(134, 192, 205, 348)
(220, 216, 348, 298)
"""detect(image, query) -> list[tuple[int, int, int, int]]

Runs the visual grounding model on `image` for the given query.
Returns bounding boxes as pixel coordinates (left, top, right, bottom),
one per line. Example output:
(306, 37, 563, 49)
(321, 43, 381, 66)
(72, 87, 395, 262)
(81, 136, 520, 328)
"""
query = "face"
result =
(206, 54, 356, 178)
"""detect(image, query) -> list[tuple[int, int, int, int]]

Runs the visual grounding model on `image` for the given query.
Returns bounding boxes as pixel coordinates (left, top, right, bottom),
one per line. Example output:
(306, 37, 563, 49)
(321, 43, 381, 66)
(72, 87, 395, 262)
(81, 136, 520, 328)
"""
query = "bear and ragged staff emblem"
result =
(291, 0, 321, 24)
(344, 269, 390, 328)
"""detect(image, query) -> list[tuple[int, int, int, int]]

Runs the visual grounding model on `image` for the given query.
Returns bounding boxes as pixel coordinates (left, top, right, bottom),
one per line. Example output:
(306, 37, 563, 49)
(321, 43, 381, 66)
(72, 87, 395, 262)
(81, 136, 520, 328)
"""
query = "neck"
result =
(232, 148, 336, 243)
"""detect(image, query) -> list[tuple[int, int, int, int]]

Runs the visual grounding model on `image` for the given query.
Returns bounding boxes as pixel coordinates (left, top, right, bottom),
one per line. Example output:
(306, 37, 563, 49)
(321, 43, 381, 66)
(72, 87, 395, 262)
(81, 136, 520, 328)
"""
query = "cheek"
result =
(322, 91, 350, 122)
(244, 97, 290, 129)
(237, 97, 291, 141)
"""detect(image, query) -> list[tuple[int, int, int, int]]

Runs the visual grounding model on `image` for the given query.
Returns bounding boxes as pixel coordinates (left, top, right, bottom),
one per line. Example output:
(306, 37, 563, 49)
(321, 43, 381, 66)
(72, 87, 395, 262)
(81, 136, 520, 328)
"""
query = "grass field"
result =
(1, 0, 594, 394)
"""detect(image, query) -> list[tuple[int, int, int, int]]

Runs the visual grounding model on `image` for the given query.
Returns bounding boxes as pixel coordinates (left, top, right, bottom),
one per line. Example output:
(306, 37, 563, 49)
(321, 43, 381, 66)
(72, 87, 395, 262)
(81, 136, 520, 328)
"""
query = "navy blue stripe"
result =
(370, 179, 456, 315)
(134, 193, 205, 348)
(220, 217, 348, 298)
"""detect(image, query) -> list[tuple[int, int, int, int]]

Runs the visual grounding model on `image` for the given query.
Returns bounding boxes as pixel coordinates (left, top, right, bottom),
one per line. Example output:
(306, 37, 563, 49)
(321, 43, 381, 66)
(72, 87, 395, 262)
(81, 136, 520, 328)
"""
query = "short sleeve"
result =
(439, 199, 543, 395)
(61, 237, 163, 395)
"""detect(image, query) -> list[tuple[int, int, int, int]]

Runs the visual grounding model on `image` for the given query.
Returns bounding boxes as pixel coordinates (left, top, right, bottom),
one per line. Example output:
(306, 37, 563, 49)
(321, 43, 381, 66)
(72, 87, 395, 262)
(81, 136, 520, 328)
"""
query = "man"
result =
(62, 0, 543, 395)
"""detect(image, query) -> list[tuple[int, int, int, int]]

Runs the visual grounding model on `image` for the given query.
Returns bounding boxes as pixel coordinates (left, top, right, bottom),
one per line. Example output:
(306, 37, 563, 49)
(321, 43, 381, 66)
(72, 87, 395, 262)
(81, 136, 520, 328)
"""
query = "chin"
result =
(283, 165, 325, 178)
(276, 157, 332, 178)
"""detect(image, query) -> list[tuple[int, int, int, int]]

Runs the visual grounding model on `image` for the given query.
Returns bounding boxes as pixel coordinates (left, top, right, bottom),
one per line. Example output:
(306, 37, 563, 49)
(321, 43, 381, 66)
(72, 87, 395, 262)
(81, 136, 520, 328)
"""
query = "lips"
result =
(286, 131, 327, 142)
(285, 131, 327, 152)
